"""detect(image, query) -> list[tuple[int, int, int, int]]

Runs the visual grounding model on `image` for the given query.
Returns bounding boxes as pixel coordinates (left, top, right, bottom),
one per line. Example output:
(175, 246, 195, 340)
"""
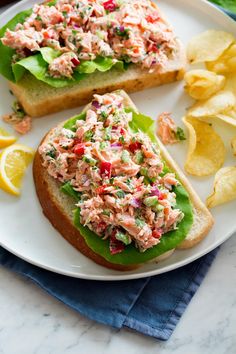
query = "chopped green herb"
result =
(84, 130, 94, 141)
(143, 176, 156, 185)
(176, 127, 186, 141)
(62, 11, 68, 17)
(144, 196, 158, 207)
(115, 231, 131, 245)
(121, 150, 130, 163)
(100, 111, 108, 119)
(135, 151, 144, 164)
(99, 141, 108, 150)
(103, 127, 111, 141)
(119, 136, 125, 144)
(35, 15, 42, 21)
(115, 27, 130, 39)
(110, 177, 115, 184)
(126, 178, 132, 186)
(116, 190, 125, 198)
(82, 155, 97, 166)
(46, 148, 56, 159)
(140, 167, 148, 176)
(102, 209, 111, 216)
(154, 204, 164, 212)
(135, 218, 145, 228)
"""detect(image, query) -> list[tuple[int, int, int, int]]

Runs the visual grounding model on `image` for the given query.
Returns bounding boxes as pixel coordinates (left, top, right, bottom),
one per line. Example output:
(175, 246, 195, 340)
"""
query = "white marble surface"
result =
(0, 236, 235, 354)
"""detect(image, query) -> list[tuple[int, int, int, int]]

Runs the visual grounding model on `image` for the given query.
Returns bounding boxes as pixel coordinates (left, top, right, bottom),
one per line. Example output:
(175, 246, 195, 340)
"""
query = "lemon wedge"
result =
(0, 127, 17, 148)
(0, 144, 35, 196)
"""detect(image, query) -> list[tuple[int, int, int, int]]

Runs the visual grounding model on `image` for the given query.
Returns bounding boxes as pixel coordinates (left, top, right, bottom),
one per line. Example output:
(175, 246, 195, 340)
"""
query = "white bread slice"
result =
(33, 90, 213, 270)
(9, 38, 185, 118)
(5, 1, 186, 117)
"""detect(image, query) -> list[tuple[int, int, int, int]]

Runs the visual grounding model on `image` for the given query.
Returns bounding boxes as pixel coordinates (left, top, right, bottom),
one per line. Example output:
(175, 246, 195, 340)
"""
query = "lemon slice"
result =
(0, 127, 17, 148)
(0, 144, 35, 196)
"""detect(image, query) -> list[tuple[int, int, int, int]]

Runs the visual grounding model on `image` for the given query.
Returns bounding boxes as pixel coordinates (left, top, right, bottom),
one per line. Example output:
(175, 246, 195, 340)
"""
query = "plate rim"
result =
(0, 0, 235, 281)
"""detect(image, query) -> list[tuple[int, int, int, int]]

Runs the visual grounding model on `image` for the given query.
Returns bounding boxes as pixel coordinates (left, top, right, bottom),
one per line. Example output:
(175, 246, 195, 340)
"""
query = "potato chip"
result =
(183, 116, 226, 176)
(206, 43, 236, 74)
(225, 74, 236, 96)
(187, 30, 235, 64)
(206, 167, 236, 208)
(214, 111, 236, 127)
(231, 136, 236, 155)
(184, 70, 225, 100)
(187, 90, 236, 118)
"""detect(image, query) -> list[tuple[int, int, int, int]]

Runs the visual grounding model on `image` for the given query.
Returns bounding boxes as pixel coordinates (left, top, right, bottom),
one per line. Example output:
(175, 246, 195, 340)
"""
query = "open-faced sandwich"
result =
(0, 0, 186, 117)
(33, 90, 214, 270)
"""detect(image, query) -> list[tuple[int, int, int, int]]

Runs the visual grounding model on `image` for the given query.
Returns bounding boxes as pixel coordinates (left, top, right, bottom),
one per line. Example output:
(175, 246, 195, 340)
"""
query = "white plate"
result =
(0, 0, 236, 281)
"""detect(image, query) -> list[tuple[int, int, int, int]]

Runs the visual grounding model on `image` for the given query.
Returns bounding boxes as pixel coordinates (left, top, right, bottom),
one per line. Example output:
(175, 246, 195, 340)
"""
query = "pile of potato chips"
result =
(184, 30, 236, 208)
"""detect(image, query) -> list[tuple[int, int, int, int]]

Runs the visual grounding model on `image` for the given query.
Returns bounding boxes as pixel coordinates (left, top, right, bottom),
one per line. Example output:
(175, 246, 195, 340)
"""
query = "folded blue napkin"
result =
(0, 246, 218, 340)
(0, 5, 234, 341)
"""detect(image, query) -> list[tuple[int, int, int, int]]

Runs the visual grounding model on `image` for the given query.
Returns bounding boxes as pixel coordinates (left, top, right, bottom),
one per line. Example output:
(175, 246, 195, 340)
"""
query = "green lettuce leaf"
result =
(63, 112, 86, 131)
(60, 182, 81, 201)
(39, 47, 61, 64)
(209, 0, 236, 13)
(0, 9, 126, 88)
(77, 56, 125, 74)
(0, 8, 32, 81)
(69, 109, 194, 265)
(12, 53, 86, 88)
(126, 108, 157, 142)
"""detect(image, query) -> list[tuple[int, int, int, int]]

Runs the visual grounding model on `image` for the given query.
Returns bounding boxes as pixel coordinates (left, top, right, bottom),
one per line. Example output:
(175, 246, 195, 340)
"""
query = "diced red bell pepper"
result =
(100, 161, 112, 178)
(71, 57, 80, 67)
(43, 31, 51, 40)
(158, 191, 166, 200)
(129, 141, 142, 153)
(73, 137, 82, 145)
(96, 185, 108, 194)
(152, 229, 163, 239)
(146, 12, 160, 23)
(120, 128, 126, 135)
(149, 43, 159, 53)
(103, 0, 117, 12)
(74, 143, 85, 156)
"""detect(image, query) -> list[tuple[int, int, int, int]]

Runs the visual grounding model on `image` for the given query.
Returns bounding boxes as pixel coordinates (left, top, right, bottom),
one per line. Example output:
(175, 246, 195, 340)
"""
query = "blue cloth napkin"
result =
(0, 246, 218, 340)
(0, 5, 234, 341)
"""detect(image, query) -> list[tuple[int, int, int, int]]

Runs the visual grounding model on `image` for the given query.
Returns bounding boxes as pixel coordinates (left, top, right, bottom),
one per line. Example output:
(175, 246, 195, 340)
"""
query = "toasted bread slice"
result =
(33, 90, 213, 271)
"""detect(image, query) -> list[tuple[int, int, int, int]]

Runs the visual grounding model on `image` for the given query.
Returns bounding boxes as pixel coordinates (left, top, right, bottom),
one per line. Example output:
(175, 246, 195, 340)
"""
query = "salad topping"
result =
(1, 0, 176, 79)
(39, 93, 184, 254)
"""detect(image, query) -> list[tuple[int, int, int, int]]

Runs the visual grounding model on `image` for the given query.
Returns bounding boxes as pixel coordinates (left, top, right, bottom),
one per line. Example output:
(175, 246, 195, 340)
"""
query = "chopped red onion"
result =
(111, 142, 122, 149)
(130, 198, 141, 208)
(92, 100, 101, 109)
(151, 187, 161, 197)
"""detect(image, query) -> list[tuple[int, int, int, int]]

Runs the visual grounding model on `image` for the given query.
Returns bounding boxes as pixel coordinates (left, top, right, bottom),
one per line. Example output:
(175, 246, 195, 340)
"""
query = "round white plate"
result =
(0, 0, 236, 281)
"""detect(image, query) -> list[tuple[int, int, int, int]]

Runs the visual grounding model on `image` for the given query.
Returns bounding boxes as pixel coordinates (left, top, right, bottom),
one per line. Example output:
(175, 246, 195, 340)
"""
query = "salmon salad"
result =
(39, 93, 184, 254)
(1, 0, 177, 79)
